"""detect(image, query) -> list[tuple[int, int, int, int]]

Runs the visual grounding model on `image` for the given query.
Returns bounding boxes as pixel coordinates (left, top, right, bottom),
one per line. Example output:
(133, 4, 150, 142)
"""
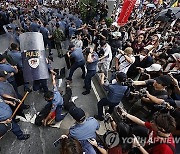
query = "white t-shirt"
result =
(116, 53, 135, 74)
(102, 43, 112, 63)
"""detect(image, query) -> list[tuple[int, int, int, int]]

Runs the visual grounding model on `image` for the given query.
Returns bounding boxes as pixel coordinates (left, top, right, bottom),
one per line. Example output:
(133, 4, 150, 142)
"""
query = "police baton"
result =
(10, 91, 30, 119)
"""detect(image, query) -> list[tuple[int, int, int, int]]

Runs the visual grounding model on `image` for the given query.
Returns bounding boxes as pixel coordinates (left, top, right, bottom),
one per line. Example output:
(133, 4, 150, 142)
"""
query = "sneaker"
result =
(17, 134, 30, 140)
(82, 91, 90, 95)
(71, 96, 78, 102)
(14, 118, 20, 123)
(94, 115, 104, 121)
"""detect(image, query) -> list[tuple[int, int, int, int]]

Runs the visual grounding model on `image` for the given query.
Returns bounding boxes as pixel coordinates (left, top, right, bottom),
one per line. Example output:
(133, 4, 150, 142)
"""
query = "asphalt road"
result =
(0, 37, 106, 154)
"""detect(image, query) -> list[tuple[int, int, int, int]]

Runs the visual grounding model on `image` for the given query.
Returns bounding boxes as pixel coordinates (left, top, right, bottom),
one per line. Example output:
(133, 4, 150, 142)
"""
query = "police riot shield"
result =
(19, 32, 49, 82)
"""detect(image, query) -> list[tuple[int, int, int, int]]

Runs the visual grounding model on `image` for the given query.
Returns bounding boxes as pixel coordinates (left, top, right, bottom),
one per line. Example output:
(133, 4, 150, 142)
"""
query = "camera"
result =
(130, 88, 147, 98)
(122, 78, 133, 87)
(104, 113, 112, 123)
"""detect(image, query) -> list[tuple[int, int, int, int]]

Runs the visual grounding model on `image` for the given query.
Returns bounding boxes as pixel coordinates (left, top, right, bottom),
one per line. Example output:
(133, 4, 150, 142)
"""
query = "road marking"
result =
(91, 80, 100, 101)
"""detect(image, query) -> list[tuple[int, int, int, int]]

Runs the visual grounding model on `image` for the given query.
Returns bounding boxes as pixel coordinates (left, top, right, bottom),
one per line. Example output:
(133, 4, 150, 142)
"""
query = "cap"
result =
(145, 64, 162, 72)
(68, 44, 75, 50)
(155, 75, 173, 87)
(0, 54, 6, 61)
(0, 71, 8, 77)
(116, 72, 127, 82)
(69, 107, 86, 122)
(171, 53, 180, 61)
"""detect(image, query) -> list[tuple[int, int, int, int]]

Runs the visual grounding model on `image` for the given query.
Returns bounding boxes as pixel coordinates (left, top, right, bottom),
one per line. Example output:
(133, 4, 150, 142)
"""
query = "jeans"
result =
(55, 105, 65, 122)
(98, 98, 119, 118)
(67, 61, 85, 80)
(84, 70, 96, 92)
(11, 120, 24, 139)
(33, 79, 48, 92)
(80, 140, 96, 154)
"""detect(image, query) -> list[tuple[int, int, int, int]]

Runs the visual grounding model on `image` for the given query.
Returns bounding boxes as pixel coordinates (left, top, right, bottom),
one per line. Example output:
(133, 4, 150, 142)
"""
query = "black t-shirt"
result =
(145, 79, 168, 100)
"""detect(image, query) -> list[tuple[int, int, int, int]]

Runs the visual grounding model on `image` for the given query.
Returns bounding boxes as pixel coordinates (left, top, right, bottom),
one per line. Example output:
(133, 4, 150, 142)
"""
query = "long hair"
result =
(60, 137, 83, 154)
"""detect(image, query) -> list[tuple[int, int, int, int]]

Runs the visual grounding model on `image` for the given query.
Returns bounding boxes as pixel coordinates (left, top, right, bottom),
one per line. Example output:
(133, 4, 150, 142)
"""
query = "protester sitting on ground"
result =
(42, 74, 66, 126)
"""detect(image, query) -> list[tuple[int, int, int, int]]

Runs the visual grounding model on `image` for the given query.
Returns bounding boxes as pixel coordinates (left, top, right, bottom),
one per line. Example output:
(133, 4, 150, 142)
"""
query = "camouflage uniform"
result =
(53, 28, 65, 57)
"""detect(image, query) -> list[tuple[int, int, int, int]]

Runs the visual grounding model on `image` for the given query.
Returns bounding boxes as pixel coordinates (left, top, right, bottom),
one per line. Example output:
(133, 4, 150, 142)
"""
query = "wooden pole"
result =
(10, 91, 29, 119)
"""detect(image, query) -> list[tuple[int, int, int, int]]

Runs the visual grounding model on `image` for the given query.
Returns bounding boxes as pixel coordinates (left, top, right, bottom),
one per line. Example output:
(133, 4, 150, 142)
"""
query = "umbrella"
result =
(146, 3, 156, 8)
(155, 7, 180, 21)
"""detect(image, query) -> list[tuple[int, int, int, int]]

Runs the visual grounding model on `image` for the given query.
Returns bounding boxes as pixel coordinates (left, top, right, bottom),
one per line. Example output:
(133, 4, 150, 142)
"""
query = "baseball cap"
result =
(69, 107, 86, 122)
(0, 54, 6, 62)
(116, 72, 127, 82)
(0, 71, 8, 77)
(68, 44, 75, 50)
(145, 64, 162, 72)
(155, 75, 173, 87)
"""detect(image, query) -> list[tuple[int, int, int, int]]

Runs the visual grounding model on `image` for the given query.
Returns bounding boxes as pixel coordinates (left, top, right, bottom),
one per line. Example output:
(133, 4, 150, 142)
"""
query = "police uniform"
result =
(97, 83, 128, 120)
(0, 96, 28, 140)
(66, 47, 86, 81)
(83, 52, 99, 95)
(0, 59, 20, 98)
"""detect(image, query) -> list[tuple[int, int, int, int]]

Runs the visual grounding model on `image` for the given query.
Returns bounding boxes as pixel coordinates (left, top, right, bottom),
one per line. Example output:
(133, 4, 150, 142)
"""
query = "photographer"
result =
(119, 108, 176, 154)
(129, 75, 173, 118)
(94, 72, 128, 121)
(82, 47, 99, 95)
(115, 47, 135, 74)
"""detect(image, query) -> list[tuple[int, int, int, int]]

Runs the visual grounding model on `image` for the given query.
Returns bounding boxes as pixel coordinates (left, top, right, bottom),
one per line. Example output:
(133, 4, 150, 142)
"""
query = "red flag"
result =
(117, 0, 137, 26)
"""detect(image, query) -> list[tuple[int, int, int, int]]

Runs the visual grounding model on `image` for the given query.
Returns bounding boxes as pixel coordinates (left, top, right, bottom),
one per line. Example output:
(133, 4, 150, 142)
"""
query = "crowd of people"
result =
(0, 0, 180, 154)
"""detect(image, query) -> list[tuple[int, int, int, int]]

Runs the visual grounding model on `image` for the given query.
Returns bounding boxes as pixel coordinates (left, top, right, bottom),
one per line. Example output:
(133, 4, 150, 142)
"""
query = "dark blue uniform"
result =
(67, 48, 85, 81)
(97, 83, 128, 119)
(83, 52, 98, 94)
(0, 97, 24, 139)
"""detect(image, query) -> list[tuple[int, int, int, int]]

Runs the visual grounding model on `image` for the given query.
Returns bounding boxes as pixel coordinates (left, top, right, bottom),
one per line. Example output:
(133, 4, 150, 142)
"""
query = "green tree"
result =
(79, 0, 97, 22)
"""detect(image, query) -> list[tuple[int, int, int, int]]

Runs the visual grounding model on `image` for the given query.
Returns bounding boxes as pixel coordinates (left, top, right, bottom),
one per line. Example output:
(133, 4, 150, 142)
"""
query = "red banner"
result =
(117, 0, 137, 26)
